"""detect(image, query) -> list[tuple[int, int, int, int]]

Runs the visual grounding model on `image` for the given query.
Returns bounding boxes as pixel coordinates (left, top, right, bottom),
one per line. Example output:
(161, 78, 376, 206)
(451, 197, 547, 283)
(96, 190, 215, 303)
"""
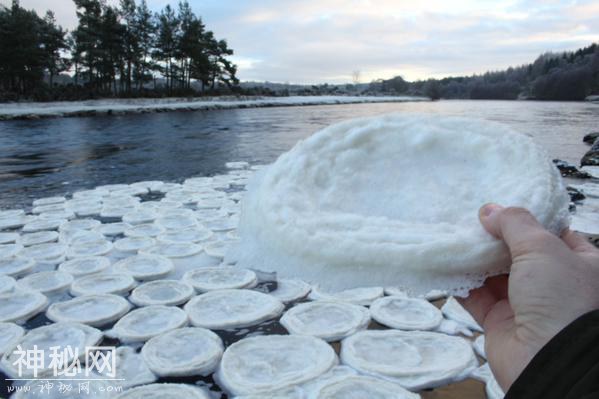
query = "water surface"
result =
(0, 100, 596, 208)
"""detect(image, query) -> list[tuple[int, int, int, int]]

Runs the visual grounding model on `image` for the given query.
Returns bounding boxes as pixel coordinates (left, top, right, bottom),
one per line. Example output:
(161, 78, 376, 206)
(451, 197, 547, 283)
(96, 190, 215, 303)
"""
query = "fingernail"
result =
(480, 203, 504, 218)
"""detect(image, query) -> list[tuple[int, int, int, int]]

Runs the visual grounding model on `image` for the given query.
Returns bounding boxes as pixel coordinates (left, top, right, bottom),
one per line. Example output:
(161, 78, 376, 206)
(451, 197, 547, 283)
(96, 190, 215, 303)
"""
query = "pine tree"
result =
(154, 4, 179, 94)
(133, 0, 156, 91)
(40, 11, 70, 87)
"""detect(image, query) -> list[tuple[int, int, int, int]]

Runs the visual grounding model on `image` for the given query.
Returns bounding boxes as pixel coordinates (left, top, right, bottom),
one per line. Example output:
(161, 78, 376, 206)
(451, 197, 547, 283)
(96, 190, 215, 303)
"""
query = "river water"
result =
(0, 100, 597, 208)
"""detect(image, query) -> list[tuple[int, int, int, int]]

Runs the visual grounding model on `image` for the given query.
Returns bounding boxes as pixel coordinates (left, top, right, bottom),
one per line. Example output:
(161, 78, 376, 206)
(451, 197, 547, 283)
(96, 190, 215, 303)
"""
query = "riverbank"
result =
(0, 95, 428, 121)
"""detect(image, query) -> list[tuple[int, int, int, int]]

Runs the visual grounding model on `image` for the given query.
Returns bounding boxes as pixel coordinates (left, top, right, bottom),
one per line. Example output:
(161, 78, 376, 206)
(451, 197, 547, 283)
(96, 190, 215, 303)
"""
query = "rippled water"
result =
(0, 100, 597, 208)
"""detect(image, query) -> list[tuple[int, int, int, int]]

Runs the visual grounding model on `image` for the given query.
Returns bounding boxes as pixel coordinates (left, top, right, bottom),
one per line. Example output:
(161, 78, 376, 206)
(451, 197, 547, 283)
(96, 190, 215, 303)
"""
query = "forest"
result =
(0, 0, 238, 101)
(372, 43, 599, 101)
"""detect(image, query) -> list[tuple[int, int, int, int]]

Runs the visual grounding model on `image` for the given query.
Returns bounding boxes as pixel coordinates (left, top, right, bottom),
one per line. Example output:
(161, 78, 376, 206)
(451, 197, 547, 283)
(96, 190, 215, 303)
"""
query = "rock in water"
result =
(232, 115, 570, 296)
(552, 159, 592, 179)
(581, 139, 599, 166)
(583, 132, 599, 145)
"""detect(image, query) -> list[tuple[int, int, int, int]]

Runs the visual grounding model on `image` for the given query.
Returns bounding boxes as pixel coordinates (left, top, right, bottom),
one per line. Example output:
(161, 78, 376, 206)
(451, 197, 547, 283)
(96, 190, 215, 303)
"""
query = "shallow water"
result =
(0, 100, 597, 209)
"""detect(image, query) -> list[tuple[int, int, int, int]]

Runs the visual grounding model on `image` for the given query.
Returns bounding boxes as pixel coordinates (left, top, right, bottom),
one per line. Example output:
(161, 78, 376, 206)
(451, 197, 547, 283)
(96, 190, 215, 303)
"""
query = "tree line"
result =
(0, 0, 239, 101)
(371, 43, 599, 101)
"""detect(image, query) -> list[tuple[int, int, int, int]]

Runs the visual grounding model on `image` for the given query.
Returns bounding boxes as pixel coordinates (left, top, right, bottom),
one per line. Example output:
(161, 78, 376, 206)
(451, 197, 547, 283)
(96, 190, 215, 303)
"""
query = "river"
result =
(0, 99, 597, 208)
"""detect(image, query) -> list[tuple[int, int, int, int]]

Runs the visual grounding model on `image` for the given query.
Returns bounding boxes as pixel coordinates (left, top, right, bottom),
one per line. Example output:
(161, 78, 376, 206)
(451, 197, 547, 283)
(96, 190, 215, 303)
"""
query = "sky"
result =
(5, 0, 599, 84)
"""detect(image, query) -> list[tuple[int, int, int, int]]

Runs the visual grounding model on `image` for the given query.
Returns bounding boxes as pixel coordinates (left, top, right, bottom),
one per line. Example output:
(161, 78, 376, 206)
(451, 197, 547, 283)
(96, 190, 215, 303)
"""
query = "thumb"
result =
(479, 204, 559, 258)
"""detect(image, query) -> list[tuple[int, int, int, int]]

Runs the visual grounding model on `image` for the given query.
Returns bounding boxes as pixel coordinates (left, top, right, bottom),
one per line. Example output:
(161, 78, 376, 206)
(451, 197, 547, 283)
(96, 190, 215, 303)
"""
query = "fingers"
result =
(479, 204, 561, 258)
(458, 275, 509, 327)
(561, 228, 597, 253)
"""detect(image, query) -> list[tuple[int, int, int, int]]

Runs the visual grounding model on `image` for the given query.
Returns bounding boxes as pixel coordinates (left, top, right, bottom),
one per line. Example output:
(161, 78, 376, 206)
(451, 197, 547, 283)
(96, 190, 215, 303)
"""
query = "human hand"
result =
(460, 204, 599, 392)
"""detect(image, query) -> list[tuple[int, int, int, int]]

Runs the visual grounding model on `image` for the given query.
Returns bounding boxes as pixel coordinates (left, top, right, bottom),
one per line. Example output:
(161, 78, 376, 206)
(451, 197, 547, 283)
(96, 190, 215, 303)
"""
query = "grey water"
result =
(0, 100, 597, 209)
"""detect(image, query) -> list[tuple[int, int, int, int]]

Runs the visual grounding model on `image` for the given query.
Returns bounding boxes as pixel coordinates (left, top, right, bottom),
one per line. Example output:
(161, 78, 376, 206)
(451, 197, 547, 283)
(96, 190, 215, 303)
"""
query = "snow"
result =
(0, 95, 428, 120)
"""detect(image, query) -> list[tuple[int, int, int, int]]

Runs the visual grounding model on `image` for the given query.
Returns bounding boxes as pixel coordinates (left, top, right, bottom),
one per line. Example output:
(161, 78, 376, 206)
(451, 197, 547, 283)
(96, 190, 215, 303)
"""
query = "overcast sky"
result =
(5, 0, 599, 84)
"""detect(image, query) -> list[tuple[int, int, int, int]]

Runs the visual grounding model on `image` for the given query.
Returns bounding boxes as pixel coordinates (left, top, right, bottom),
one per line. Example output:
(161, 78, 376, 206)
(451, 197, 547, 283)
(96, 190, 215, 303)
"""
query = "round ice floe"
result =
(234, 115, 570, 296)
(101, 206, 137, 218)
(130, 280, 194, 306)
(370, 297, 443, 331)
(107, 346, 157, 389)
(140, 242, 203, 258)
(226, 161, 250, 170)
(233, 387, 304, 399)
(60, 218, 101, 231)
(269, 279, 312, 303)
(0, 322, 24, 355)
(0, 209, 24, 218)
(113, 254, 174, 281)
(32, 203, 65, 214)
(205, 240, 237, 260)
(1, 322, 102, 378)
(424, 289, 448, 301)
(206, 218, 238, 232)
(0, 232, 19, 245)
(33, 196, 66, 207)
(184, 289, 284, 329)
(115, 383, 211, 399)
(341, 329, 477, 390)
(155, 214, 198, 230)
(67, 239, 113, 258)
(182, 267, 257, 292)
(0, 243, 23, 259)
(47, 294, 131, 326)
(17, 271, 73, 295)
(217, 335, 337, 396)
(38, 209, 74, 220)
(441, 296, 483, 332)
(20, 231, 59, 247)
(125, 223, 165, 238)
(281, 301, 370, 342)
(157, 227, 213, 243)
(70, 273, 136, 296)
(0, 275, 16, 294)
(108, 305, 188, 342)
(95, 222, 131, 237)
(141, 327, 223, 377)
(0, 214, 31, 230)
(114, 236, 156, 253)
(0, 288, 47, 322)
(20, 242, 66, 262)
(123, 209, 157, 225)
(434, 319, 473, 337)
(58, 256, 111, 277)
(61, 229, 105, 245)
(22, 218, 63, 233)
(309, 373, 420, 399)
(0, 256, 35, 277)
(309, 286, 384, 306)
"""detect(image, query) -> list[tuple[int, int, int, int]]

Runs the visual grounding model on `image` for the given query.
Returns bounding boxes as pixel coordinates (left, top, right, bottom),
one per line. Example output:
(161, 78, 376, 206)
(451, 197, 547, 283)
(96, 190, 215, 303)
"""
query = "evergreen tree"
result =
(40, 11, 70, 87)
(132, 0, 156, 90)
(154, 4, 179, 94)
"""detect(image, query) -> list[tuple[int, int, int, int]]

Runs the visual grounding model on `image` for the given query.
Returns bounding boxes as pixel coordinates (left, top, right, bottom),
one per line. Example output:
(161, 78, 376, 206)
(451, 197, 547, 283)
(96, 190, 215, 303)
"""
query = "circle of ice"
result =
(233, 115, 570, 296)
(108, 305, 188, 343)
(46, 294, 131, 326)
(340, 329, 477, 390)
(113, 254, 174, 281)
(182, 267, 257, 292)
(268, 279, 312, 303)
(216, 335, 337, 396)
(0, 322, 24, 355)
(70, 273, 136, 296)
(141, 327, 224, 377)
(280, 301, 370, 342)
(0, 256, 35, 277)
(184, 289, 284, 329)
(58, 256, 111, 277)
(0, 288, 48, 323)
(129, 280, 194, 306)
(1, 322, 102, 378)
(17, 270, 73, 295)
(369, 296, 443, 330)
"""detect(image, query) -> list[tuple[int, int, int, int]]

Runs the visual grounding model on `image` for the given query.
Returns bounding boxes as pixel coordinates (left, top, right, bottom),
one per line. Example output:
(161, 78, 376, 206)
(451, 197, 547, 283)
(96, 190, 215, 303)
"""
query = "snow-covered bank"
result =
(0, 95, 428, 120)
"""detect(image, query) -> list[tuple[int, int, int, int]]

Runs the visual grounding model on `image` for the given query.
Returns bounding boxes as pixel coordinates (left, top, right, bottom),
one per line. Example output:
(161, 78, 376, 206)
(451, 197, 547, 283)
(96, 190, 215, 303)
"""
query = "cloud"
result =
(7, 0, 599, 83)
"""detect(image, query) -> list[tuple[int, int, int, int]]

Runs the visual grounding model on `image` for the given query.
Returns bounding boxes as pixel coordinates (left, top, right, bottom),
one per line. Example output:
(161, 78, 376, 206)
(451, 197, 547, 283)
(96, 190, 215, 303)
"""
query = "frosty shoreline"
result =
(0, 95, 428, 121)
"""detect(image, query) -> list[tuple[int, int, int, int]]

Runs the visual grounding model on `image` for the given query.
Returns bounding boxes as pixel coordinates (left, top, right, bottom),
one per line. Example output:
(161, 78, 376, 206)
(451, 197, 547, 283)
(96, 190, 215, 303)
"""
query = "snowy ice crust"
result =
(216, 335, 337, 396)
(233, 115, 570, 296)
(340, 329, 477, 390)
